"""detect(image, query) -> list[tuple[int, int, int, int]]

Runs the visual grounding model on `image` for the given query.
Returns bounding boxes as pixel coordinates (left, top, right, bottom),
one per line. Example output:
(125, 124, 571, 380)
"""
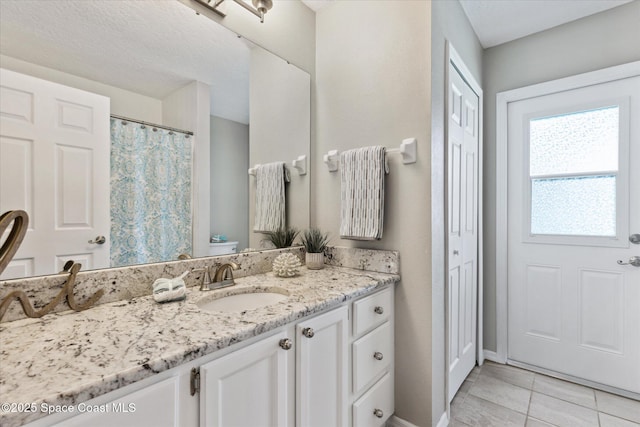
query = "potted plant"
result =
(263, 228, 299, 249)
(300, 228, 329, 270)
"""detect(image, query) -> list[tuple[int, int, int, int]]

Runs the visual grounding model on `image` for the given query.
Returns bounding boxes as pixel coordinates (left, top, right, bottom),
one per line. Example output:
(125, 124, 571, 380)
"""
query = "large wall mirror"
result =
(0, 0, 310, 280)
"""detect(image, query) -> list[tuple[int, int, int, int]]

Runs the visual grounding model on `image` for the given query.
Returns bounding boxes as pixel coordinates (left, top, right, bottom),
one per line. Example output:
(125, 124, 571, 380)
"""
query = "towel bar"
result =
(323, 138, 417, 172)
(249, 155, 307, 176)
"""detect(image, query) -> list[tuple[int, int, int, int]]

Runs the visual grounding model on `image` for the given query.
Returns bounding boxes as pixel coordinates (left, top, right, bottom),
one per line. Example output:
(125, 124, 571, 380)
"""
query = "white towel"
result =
(254, 162, 290, 233)
(340, 146, 386, 240)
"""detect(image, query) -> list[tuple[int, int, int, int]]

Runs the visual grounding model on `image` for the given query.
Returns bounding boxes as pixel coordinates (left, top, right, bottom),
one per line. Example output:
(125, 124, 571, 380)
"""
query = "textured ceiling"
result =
(459, 0, 633, 48)
(0, 0, 252, 124)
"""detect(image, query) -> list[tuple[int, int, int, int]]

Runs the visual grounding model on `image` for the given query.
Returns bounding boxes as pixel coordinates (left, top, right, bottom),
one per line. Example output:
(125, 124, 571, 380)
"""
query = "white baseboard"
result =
(436, 411, 448, 427)
(483, 350, 500, 363)
(387, 415, 420, 427)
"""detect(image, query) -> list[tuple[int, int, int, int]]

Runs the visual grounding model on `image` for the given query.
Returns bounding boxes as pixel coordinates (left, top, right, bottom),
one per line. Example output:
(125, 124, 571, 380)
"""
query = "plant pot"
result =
(305, 252, 325, 270)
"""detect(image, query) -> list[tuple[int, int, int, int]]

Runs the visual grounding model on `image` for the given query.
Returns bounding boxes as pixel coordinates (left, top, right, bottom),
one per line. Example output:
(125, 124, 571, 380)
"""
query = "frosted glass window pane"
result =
(530, 106, 618, 176)
(531, 175, 616, 236)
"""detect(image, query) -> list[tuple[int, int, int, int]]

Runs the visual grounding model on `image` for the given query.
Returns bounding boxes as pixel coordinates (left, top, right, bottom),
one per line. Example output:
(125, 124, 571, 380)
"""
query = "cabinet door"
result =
(296, 305, 349, 427)
(53, 376, 181, 427)
(199, 329, 294, 427)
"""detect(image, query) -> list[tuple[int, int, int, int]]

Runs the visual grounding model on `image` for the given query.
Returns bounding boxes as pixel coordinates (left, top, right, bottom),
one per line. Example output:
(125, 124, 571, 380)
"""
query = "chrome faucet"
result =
(212, 262, 240, 288)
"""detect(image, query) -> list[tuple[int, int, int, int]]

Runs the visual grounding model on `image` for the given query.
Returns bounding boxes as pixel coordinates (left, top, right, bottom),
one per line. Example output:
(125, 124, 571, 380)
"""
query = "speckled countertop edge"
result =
(0, 266, 399, 427)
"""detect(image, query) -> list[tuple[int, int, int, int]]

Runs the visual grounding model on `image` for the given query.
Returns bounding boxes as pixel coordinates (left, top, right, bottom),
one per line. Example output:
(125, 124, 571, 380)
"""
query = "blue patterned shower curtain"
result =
(110, 119, 192, 267)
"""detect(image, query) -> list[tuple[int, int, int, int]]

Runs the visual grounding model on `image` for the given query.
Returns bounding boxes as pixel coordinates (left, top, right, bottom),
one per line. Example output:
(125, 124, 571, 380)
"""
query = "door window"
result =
(524, 101, 629, 246)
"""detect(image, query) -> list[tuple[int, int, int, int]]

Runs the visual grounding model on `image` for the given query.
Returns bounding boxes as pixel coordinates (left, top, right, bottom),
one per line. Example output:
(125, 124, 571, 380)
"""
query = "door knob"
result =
(88, 236, 106, 244)
(373, 408, 384, 418)
(374, 306, 384, 315)
(302, 327, 315, 338)
(373, 352, 384, 361)
(617, 256, 640, 267)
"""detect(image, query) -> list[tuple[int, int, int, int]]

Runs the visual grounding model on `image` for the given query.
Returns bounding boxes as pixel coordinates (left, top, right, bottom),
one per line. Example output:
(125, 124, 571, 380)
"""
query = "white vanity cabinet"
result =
(26, 286, 394, 427)
(50, 375, 188, 427)
(199, 305, 350, 427)
(296, 305, 349, 427)
(199, 328, 295, 427)
(350, 287, 395, 427)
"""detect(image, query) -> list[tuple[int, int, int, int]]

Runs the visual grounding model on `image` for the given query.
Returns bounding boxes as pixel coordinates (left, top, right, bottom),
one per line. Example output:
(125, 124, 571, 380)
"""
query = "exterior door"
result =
(0, 68, 110, 279)
(447, 60, 480, 401)
(507, 74, 640, 393)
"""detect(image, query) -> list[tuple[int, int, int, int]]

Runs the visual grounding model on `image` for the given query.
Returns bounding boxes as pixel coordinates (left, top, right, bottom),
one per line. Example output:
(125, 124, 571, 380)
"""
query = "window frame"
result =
(521, 97, 630, 248)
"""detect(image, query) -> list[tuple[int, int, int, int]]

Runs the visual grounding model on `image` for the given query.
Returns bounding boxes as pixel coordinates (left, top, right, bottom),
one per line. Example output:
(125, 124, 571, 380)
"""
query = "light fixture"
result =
(197, 0, 273, 23)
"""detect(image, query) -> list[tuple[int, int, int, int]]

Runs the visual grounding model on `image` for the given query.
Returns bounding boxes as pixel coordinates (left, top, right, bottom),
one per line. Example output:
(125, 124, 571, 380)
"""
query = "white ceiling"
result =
(458, 0, 633, 48)
(1, 0, 632, 120)
(0, 0, 252, 124)
(302, 0, 633, 48)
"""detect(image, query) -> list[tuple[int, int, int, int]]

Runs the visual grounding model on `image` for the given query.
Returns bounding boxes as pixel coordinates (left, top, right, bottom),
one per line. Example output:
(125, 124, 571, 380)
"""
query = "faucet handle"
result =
(192, 267, 213, 290)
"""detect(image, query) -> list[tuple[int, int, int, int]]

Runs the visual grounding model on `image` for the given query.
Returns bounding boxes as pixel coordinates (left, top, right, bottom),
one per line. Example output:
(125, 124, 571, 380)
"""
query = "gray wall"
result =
(315, 1, 433, 424)
(210, 115, 249, 250)
(249, 47, 311, 248)
(431, 0, 483, 423)
(482, 1, 640, 351)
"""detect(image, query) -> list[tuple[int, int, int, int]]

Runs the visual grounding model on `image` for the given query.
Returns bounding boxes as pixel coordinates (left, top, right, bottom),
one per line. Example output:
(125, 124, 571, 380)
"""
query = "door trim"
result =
(495, 61, 640, 363)
(444, 41, 483, 404)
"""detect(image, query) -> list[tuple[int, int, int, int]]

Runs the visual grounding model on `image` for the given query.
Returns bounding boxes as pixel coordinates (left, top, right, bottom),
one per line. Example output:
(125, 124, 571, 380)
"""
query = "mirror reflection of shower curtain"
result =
(110, 119, 192, 267)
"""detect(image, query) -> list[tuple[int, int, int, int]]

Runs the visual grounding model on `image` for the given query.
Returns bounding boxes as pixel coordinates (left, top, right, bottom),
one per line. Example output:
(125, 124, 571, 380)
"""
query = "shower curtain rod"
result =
(110, 114, 194, 136)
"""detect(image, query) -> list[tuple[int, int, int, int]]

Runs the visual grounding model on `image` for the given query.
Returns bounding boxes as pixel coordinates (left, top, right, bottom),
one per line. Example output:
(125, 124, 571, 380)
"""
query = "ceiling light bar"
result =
(197, 0, 273, 23)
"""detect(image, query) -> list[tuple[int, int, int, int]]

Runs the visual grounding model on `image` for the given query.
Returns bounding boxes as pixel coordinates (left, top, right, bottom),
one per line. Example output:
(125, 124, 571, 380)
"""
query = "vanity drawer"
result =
(352, 321, 392, 394)
(352, 372, 393, 427)
(353, 287, 392, 336)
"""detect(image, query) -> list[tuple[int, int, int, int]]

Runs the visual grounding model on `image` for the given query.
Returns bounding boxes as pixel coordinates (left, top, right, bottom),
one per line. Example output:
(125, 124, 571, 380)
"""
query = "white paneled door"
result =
(0, 68, 110, 278)
(507, 75, 640, 394)
(448, 59, 480, 402)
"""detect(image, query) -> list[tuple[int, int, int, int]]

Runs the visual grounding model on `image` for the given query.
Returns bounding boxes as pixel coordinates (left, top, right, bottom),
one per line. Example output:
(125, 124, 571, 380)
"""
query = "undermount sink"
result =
(196, 287, 289, 313)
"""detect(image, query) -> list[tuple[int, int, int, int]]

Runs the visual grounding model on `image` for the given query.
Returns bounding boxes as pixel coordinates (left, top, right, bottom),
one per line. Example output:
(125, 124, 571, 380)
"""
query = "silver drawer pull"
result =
(374, 306, 384, 315)
(279, 338, 293, 350)
(373, 408, 384, 418)
(373, 352, 384, 361)
(302, 327, 315, 338)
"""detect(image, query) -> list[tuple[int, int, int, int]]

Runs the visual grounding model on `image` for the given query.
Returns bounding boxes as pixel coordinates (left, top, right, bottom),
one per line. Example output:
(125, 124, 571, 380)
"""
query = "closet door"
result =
(447, 60, 480, 402)
(0, 68, 110, 278)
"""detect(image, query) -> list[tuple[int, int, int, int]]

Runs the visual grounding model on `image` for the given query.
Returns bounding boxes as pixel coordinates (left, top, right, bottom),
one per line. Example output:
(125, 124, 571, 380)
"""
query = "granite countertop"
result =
(0, 266, 399, 427)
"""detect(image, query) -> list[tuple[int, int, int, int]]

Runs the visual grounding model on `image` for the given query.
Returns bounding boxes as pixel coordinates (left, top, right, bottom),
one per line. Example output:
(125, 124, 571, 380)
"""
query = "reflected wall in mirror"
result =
(0, 0, 310, 280)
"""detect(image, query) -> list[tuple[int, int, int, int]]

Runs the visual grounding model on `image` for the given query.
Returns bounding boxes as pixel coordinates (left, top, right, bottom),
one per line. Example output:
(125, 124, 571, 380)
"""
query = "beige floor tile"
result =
(532, 374, 596, 409)
(452, 395, 527, 427)
(599, 412, 640, 427)
(596, 390, 640, 424)
(466, 365, 482, 383)
(481, 362, 536, 389)
(468, 374, 531, 414)
(449, 418, 473, 427)
(526, 418, 557, 427)
(452, 380, 474, 409)
(529, 392, 599, 427)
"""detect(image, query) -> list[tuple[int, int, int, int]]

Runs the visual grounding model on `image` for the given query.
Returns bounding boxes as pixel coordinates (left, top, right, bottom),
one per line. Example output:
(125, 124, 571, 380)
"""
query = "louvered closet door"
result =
(447, 61, 479, 402)
(0, 68, 110, 278)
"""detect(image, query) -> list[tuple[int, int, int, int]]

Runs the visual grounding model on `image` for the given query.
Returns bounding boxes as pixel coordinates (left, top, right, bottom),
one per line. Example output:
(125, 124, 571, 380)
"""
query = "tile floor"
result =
(450, 361, 640, 427)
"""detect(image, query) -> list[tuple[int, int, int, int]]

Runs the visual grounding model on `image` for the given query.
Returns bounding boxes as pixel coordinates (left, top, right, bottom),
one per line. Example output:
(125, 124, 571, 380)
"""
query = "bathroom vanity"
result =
(0, 252, 399, 427)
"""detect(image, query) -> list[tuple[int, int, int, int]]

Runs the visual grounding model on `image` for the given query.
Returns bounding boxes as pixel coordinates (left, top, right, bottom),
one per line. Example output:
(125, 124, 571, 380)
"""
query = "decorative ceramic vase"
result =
(305, 252, 324, 270)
